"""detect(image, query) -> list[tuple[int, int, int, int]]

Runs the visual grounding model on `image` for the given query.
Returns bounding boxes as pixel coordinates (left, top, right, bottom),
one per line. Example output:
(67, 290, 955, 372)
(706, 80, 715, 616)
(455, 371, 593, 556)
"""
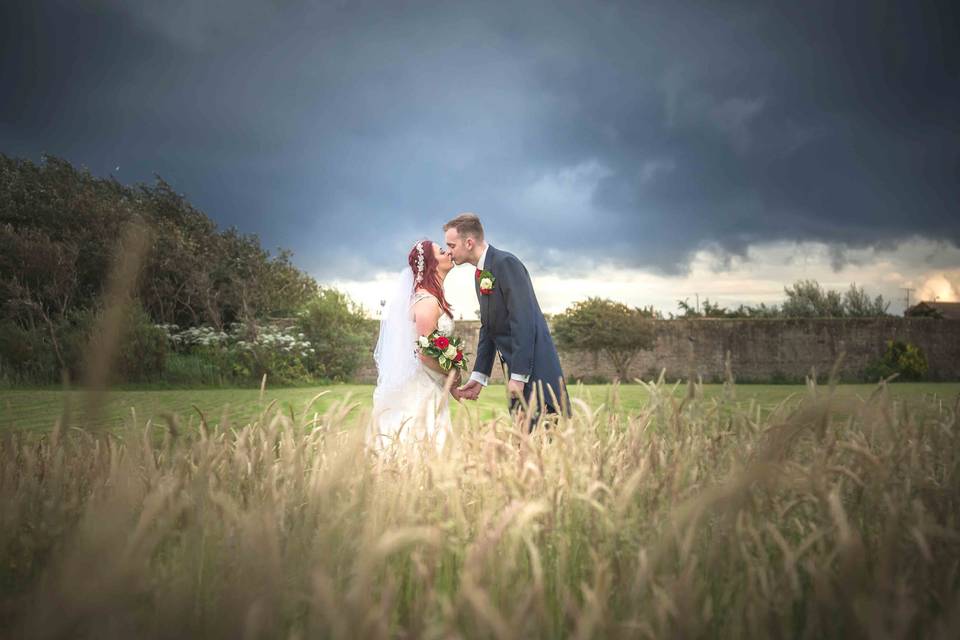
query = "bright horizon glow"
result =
(329, 238, 960, 320)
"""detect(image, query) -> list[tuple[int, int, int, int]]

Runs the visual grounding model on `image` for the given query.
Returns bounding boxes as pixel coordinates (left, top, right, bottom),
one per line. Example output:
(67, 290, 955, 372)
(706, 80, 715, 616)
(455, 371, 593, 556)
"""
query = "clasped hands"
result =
(454, 378, 525, 402)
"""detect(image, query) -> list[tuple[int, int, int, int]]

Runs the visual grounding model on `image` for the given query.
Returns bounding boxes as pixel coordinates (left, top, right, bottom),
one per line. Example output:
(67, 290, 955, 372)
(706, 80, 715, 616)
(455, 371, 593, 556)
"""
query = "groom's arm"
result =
(500, 256, 536, 380)
(470, 322, 496, 385)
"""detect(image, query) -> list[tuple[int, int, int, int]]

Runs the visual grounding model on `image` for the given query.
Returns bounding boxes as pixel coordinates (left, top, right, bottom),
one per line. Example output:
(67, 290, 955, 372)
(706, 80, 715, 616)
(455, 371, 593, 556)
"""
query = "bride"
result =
(368, 239, 461, 452)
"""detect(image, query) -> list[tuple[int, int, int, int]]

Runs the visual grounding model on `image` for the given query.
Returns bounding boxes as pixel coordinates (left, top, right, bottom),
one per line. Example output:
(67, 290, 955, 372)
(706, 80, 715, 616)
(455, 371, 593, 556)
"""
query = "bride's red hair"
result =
(409, 240, 453, 318)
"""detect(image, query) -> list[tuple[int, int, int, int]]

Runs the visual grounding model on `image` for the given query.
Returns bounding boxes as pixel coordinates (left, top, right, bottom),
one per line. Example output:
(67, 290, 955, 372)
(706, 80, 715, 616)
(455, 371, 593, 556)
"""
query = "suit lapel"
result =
(481, 245, 495, 320)
(474, 269, 482, 320)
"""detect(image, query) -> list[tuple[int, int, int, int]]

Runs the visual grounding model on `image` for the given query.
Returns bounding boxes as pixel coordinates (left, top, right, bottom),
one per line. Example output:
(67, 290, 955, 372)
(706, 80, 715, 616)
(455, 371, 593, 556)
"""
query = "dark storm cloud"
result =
(2, 0, 958, 279)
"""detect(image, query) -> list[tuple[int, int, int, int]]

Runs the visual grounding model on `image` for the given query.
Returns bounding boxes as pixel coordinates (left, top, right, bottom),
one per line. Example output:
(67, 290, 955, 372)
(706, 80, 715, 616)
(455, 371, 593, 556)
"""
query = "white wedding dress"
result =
(368, 289, 454, 453)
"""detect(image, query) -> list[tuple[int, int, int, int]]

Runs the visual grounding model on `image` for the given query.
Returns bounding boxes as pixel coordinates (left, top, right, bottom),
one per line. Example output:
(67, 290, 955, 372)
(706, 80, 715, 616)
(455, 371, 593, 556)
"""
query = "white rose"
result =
(480, 277, 493, 290)
(444, 345, 457, 359)
(418, 336, 429, 348)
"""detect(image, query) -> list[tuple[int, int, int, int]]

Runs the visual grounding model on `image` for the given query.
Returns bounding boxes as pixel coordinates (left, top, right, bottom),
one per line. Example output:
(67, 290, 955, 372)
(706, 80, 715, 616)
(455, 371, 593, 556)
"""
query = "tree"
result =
(0, 152, 324, 383)
(676, 297, 783, 318)
(0, 152, 321, 329)
(782, 279, 845, 317)
(677, 297, 780, 318)
(780, 279, 890, 318)
(729, 302, 782, 318)
(676, 298, 700, 318)
(552, 297, 656, 381)
(843, 283, 890, 317)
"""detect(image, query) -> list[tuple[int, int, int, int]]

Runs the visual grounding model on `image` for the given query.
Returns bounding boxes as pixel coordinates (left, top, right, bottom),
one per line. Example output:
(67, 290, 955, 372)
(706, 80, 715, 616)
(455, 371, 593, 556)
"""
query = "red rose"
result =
(480, 288, 492, 295)
(434, 336, 450, 350)
(453, 351, 463, 363)
(475, 268, 482, 279)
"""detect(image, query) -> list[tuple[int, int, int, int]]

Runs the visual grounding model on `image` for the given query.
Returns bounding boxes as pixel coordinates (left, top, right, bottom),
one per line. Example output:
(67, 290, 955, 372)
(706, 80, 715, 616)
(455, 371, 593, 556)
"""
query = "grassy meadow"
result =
(2, 377, 960, 638)
(2, 381, 958, 432)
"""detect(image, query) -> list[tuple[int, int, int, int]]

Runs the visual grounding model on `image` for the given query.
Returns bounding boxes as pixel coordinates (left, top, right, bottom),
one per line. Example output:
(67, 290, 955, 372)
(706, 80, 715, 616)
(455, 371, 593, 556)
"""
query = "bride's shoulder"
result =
(412, 288, 437, 299)
(412, 288, 439, 306)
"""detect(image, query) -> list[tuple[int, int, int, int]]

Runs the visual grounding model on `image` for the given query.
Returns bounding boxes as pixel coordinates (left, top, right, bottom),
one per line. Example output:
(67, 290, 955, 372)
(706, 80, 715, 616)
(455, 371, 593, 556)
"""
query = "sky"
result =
(2, 0, 958, 318)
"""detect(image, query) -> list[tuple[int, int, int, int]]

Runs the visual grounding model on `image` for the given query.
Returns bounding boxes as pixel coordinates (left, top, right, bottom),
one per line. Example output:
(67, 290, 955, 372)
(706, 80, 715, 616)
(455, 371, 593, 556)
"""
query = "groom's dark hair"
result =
(444, 213, 484, 240)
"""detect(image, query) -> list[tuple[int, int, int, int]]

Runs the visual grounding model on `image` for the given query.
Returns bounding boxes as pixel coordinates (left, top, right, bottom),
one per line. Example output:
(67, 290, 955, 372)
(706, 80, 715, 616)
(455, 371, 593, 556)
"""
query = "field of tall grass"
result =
(2, 373, 959, 639)
(4, 381, 957, 433)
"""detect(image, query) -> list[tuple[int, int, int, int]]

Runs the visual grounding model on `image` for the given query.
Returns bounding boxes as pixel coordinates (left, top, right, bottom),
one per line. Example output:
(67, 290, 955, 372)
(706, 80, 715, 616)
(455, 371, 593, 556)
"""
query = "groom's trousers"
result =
(500, 356, 562, 432)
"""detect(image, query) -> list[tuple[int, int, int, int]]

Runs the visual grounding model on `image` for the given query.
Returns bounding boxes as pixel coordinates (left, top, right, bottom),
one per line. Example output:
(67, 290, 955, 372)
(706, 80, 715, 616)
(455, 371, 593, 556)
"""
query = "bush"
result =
(232, 325, 315, 385)
(0, 320, 59, 384)
(159, 352, 226, 387)
(296, 288, 371, 381)
(156, 321, 321, 386)
(0, 310, 93, 385)
(113, 304, 168, 382)
(865, 340, 928, 381)
(0, 303, 167, 385)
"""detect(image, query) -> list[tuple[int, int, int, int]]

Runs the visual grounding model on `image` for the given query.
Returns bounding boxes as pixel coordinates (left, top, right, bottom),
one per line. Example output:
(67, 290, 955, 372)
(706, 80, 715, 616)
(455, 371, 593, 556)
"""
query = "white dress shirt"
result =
(469, 244, 530, 387)
(476, 244, 488, 271)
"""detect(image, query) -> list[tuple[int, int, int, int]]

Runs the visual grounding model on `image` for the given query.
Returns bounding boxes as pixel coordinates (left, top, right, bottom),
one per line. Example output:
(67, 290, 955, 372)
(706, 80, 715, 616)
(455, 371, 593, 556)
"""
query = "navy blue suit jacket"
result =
(474, 245, 568, 414)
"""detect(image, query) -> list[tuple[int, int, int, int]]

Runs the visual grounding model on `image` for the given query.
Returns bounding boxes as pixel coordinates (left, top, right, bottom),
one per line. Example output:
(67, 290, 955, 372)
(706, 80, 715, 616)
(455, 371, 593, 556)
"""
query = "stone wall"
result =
(355, 318, 960, 383)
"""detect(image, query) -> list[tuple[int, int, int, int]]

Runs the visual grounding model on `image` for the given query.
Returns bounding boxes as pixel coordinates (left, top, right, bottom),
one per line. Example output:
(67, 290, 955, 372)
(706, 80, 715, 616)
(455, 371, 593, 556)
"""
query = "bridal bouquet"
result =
(417, 330, 469, 372)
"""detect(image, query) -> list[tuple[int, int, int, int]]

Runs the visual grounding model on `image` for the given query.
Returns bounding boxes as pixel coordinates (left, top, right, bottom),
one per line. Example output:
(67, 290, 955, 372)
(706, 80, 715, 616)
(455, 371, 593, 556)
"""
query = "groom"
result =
(444, 213, 569, 426)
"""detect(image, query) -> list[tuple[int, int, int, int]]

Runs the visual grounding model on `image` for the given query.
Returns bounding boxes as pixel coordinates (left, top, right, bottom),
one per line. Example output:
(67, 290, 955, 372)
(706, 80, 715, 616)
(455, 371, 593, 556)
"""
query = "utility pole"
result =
(902, 287, 914, 309)
(695, 293, 700, 315)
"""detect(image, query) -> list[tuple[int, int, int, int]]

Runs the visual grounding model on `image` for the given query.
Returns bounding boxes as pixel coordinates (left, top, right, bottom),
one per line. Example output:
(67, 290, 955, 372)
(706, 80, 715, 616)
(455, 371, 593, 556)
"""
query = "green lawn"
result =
(2, 382, 958, 433)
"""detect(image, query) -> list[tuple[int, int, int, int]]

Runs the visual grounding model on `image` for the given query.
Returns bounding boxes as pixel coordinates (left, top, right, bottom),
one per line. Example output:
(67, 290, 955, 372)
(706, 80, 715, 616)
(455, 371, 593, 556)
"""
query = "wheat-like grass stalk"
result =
(1, 375, 959, 638)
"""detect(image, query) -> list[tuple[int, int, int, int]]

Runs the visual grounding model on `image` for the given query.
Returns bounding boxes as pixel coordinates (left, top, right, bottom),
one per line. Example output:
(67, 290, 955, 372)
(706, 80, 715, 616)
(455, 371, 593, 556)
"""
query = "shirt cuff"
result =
(510, 373, 530, 384)
(469, 371, 490, 386)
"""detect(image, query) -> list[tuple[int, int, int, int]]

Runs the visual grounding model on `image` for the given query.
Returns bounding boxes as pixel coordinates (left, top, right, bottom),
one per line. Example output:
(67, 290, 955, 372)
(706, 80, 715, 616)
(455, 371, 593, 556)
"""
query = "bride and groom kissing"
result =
(368, 213, 569, 451)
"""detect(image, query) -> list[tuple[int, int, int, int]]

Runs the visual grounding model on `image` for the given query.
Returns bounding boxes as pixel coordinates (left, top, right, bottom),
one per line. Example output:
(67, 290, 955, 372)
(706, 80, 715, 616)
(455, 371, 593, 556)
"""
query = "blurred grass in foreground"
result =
(1, 376, 959, 638)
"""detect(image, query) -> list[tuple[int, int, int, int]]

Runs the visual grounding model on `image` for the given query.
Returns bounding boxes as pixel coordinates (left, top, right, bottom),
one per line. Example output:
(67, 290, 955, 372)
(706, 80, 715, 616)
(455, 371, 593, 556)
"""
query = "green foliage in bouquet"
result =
(417, 330, 469, 372)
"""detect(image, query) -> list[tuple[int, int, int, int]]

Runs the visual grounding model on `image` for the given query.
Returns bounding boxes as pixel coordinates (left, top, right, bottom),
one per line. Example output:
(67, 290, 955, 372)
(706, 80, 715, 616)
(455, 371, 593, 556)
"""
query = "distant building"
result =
(905, 301, 960, 319)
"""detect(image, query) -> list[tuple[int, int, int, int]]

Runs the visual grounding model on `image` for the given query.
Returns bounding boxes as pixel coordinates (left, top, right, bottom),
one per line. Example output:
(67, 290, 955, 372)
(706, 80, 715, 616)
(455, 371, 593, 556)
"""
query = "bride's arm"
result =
(413, 299, 462, 387)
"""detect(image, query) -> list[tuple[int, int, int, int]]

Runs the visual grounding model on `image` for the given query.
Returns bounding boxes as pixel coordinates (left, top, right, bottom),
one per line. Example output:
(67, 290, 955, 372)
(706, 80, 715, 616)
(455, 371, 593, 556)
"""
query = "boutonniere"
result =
(476, 269, 496, 295)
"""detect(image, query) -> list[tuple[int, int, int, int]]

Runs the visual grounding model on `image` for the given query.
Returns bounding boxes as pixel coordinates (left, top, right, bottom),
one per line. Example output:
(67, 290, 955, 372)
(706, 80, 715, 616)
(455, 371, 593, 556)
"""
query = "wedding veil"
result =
(372, 266, 418, 406)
